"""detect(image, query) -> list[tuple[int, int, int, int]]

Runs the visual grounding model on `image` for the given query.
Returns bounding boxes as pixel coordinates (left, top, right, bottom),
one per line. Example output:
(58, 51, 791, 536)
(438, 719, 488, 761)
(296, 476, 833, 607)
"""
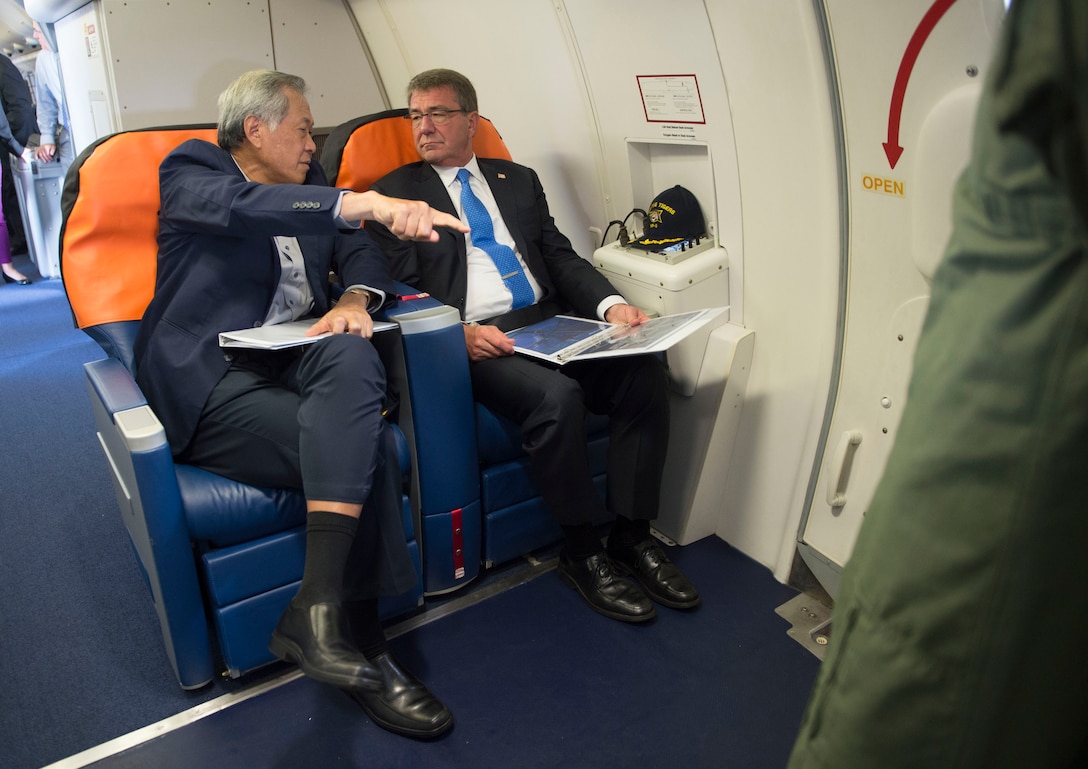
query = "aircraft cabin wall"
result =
(32, 0, 390, 149)
(23, 0, 1002, 591)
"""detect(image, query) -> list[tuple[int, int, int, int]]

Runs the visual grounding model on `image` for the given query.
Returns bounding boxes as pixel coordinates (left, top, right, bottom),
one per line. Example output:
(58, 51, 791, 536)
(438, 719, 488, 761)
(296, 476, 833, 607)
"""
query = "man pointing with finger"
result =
(134, 69, 467, 739)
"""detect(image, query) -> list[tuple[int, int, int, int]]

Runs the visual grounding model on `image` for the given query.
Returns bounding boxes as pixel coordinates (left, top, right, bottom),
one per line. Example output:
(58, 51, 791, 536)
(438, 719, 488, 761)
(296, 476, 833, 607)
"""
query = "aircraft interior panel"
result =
(351, 0, 610, 261)
(704, 0, 844, 578)
(46, 0, 388, 147)
(912, 82, 983, 280)
(51, 3, 118, 152)
(75, 0, 274, 132)
(555, 0, 741, 310)
(798, 0, 1003, 595)
(264, 0, 387, 125)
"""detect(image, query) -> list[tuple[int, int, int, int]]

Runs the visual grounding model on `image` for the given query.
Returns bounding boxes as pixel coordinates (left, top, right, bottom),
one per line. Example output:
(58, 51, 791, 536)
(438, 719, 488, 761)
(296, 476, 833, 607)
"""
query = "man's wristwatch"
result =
(343, 287, 371, 302)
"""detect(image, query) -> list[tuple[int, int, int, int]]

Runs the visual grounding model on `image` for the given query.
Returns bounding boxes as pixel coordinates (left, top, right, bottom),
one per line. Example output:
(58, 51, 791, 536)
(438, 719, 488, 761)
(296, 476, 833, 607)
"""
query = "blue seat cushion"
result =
(202, 526, 306, 607)
(179, 465, 308, 548)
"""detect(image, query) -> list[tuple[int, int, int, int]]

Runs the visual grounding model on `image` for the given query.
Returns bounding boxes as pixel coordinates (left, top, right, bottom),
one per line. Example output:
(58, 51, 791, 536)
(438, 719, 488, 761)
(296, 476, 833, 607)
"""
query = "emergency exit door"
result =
(797, 0, 1004, 597)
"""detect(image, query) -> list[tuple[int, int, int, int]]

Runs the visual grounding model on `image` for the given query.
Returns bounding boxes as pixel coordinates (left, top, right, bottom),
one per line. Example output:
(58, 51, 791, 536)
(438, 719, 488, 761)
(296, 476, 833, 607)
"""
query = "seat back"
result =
(321, 107, 512, 194)
(61, 126, 219, 337)
(61, 126, 219, 371)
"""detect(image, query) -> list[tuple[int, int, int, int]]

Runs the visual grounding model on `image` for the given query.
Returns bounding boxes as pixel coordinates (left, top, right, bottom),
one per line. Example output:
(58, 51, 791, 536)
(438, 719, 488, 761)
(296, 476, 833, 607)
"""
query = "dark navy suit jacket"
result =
(134, 138, 395, 454)
(368, 157, 617, 321)
(0, 54, 36, 146)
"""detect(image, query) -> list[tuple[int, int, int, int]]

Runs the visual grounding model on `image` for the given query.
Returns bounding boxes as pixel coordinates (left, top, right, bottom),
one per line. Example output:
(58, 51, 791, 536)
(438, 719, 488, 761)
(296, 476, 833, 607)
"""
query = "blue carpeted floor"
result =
(0, 258, 820, 769)
(86, 536, 818, 769)
(0, 261, 249, 769)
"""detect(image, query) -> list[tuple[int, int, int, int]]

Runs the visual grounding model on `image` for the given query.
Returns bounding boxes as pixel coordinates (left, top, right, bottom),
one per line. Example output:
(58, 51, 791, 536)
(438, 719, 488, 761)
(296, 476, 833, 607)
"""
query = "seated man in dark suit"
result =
(134, 69, 467, 738)
(367, 68, 700, 623)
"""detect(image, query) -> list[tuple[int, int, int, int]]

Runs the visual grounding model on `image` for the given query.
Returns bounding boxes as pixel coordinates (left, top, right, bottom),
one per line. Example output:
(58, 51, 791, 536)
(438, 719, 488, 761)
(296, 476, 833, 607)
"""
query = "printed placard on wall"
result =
(637, 74, 706, 124)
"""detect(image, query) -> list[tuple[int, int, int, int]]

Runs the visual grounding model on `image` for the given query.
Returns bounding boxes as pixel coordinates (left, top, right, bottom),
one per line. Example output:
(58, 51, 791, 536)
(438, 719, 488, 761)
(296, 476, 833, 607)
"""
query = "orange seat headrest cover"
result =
(62, 127, 218, 329)
(328, 110, 512, 193)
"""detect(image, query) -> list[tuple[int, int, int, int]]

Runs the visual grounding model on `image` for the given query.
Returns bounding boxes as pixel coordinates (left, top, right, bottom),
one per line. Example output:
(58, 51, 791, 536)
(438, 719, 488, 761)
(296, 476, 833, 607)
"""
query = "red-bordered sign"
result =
(637, 74, 706, 125)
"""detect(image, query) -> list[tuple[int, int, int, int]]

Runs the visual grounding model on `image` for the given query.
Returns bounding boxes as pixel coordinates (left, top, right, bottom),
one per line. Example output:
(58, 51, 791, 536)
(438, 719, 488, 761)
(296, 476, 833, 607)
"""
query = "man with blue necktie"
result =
(368, 68, 700, 623)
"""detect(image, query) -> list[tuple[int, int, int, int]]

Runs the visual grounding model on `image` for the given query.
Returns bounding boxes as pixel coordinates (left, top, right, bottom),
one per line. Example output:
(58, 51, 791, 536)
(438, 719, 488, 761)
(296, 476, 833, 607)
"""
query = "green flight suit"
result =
(788, 1, 1088, 767)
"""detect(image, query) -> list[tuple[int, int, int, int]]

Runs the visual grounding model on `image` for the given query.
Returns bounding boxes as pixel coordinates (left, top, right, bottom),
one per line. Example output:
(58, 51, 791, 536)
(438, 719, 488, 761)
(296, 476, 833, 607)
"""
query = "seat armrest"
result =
(83, 358, 215, 689)
(377, 281, 444, 321)
(382, 302, 483, 591)
(84, 356, 148, 416)
(391, 304, 480, 512)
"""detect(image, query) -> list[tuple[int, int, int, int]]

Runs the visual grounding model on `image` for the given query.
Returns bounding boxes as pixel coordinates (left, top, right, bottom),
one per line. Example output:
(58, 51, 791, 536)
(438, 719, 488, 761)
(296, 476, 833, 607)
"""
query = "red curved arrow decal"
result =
(883, 0, 958, 169)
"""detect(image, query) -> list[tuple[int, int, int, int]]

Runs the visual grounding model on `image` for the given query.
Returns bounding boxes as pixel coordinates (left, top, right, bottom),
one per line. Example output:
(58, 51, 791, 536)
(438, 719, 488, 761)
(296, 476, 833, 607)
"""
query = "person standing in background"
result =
(31, 21, 72, 167)
(0, 86, 29, 285)
(0, 53, 35, 258)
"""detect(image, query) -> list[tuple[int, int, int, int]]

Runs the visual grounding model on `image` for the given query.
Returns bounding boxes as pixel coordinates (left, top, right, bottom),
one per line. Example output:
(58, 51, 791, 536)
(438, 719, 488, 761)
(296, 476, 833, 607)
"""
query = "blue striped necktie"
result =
(457, 168, 535, 310)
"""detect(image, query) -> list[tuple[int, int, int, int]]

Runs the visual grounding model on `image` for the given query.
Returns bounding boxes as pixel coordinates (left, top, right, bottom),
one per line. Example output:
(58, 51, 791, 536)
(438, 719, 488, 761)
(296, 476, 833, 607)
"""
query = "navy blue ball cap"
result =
(631, 185, 706, 249)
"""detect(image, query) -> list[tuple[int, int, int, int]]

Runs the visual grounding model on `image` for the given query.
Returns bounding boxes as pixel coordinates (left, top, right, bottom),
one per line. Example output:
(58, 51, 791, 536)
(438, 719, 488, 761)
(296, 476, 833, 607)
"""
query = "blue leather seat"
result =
(322, 111, 609, 592)
(61, 127, 422, 690)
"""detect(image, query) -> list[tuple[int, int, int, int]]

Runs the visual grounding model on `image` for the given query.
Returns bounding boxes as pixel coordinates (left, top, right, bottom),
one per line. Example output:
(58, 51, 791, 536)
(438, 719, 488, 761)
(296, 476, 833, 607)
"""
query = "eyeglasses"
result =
(405, 109, 466, 126)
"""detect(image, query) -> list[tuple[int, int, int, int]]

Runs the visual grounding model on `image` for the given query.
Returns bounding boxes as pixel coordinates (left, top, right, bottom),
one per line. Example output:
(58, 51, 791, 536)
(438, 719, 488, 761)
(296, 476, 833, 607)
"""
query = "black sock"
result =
(562, 523, 604, 560)
(343, 598, 388, 658)
(292, 511, 359, 608)
(610, 516, 650, 547)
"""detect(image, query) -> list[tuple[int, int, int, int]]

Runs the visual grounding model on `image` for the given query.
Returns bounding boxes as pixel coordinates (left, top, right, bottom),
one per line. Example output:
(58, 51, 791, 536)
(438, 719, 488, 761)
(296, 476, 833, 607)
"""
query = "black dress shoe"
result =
(557, 550, 655, 622)
(607, 537, 701, 609)
(2, 272, 30, 284)
(269, 602, 383, 690)
(345, 651, 454, 739)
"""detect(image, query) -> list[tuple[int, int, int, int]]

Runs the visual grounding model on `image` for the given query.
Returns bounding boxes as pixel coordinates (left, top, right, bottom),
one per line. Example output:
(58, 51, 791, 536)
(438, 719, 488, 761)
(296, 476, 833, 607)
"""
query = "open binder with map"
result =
(507, 306, 727, 365)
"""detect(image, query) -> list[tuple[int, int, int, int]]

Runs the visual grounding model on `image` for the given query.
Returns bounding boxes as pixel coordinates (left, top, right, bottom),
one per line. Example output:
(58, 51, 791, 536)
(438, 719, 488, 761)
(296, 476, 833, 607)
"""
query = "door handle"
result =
(826, 430, 863, 508)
